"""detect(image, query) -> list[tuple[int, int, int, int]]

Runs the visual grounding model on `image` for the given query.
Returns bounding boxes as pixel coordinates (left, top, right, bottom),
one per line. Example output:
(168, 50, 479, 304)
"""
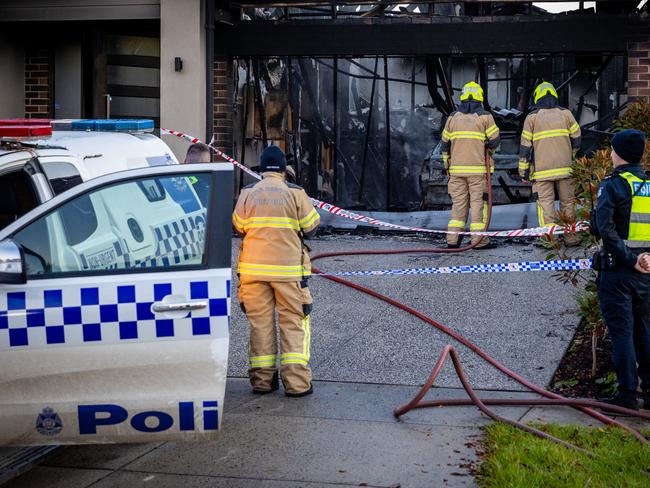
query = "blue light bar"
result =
(69, 120, 97, 131)
(56, 119, 155, 132)
(92, 119, 155, 132)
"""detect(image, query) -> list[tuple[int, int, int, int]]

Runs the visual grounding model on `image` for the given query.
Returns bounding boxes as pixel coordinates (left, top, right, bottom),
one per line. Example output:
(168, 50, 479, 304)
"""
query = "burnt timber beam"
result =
(215, 14, 643, 57)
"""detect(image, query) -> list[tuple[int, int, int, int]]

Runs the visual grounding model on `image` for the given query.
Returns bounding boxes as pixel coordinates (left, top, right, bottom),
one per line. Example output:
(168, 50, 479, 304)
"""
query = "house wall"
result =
(24, 48, 53, 118)
(159, 0, 207, 160)
(628, 34, 650, 102)
(213, 57, 234, 156)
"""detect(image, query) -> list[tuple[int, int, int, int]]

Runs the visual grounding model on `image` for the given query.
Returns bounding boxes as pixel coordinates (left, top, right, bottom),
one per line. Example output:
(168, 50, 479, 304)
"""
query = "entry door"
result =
(0, 163, 233, 445)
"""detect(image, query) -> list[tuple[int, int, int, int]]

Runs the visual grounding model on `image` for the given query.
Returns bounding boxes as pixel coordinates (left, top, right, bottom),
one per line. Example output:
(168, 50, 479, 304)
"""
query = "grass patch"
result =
(478, 423, 650, 488)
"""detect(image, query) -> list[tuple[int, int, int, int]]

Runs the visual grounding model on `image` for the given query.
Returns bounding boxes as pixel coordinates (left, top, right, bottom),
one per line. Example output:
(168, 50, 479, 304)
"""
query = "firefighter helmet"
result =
(533, 82, 558, 104)
(460, 82, 484, 103)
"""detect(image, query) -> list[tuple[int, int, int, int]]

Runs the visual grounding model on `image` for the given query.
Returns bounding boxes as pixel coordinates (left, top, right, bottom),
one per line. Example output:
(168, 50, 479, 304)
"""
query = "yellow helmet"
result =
(533, 82, 558, 104)
(460, 82, 484, 103)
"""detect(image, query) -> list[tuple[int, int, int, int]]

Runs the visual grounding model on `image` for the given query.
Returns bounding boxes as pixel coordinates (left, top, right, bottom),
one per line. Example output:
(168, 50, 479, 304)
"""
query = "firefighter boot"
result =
(285, 383, 313, 398)
(253, 371, 279, 395)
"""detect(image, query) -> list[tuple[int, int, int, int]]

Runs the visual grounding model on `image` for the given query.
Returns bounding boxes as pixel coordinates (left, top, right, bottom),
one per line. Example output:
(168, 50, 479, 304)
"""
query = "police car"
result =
(0, 119, 178, 230)
(0, 122, 233, 445)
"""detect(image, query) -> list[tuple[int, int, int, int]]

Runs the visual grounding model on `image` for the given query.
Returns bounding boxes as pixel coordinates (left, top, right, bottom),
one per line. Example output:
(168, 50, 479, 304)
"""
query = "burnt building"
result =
(213, 0, 649, 210)
(0, 1, 648, 210)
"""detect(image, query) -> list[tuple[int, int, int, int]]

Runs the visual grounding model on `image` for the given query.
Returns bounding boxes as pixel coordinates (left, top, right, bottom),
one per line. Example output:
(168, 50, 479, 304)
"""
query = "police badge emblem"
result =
(36, 407, 63, 436)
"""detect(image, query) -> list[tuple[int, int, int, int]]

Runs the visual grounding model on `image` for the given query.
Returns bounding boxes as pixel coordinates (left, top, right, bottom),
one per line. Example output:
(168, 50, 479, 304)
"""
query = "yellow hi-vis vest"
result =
(620, 171, 650, 249)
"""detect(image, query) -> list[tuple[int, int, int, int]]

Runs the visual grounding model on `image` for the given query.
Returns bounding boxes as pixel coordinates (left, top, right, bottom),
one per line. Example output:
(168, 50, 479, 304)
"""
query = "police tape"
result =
(161, 128, 588, 238)
(312, 258, 593, 277)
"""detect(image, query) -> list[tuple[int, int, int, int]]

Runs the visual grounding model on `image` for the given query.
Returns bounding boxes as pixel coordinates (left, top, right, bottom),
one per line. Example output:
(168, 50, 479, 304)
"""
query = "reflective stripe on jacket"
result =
(518, 107, 580, 181)
(441, 111, 499, 176)
(619, 171, 650, 249)
(233, 172, 320, 282)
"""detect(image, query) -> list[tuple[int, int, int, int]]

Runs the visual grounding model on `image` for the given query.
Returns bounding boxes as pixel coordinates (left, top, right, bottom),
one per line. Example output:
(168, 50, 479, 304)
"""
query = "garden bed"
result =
(550, 318, 615, 399)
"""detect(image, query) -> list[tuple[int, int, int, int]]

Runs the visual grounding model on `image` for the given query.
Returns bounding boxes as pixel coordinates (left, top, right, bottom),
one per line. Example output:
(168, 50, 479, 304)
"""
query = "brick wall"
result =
(24, 49, 53, 118)
(628, 36, 650, 103)
(213, 57, 234, 155)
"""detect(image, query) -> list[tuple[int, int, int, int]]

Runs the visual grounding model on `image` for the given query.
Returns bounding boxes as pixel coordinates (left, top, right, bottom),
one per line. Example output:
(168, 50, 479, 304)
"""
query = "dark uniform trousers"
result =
(598, 268, 650, 393)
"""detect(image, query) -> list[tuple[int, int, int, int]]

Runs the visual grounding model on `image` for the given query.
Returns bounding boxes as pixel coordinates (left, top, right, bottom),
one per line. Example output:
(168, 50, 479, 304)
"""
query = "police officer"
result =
(519, 82, 581, 245)
(592, 129, 650, 411)
(441, 82, 500, 248)
(233, 146, 320, 397)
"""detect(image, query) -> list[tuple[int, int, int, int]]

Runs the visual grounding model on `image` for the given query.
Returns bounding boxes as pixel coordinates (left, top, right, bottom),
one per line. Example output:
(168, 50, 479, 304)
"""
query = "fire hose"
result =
(310, 251, 650, 448)
(309, 154, 649, 449)
(162, 129, 649, 448)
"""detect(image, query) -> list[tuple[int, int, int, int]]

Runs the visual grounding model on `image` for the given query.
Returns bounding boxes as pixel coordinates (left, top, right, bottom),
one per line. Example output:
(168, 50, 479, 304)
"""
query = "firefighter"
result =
(519, 82, 581, 244)
(592, 129, 650, 411)
(233, 146, 320, 397)
(441, 82, 500, 248)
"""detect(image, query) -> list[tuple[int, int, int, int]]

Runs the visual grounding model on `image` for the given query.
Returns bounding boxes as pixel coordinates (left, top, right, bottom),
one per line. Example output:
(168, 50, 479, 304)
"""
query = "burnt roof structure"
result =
(215, 1, 647, 56)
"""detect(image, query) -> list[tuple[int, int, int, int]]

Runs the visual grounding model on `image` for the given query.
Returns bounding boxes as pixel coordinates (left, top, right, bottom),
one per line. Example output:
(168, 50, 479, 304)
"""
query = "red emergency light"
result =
(0, 118, 53, 138)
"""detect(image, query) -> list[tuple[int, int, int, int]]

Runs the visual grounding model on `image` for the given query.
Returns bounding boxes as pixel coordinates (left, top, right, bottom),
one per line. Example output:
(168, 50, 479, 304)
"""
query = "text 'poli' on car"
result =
(0, 119, 178, 231)
(0, 156, 233, 444)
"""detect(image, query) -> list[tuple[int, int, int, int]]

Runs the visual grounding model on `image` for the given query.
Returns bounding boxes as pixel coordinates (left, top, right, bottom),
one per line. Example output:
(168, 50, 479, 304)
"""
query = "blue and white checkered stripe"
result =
(0, 278, 230, 351)
(314, 258, 593, 277)
(78, 212, 207, 272)
(133, 212, 206, 268)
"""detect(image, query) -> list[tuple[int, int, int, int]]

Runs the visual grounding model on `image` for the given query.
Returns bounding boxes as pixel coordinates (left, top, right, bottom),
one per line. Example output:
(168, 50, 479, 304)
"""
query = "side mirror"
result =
(0, 239, 26, 285)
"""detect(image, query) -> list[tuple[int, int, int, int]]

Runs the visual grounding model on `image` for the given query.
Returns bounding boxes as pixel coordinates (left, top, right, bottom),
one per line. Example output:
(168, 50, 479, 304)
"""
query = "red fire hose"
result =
(310, 153, 649, 446)
(311, 256, 648, 445)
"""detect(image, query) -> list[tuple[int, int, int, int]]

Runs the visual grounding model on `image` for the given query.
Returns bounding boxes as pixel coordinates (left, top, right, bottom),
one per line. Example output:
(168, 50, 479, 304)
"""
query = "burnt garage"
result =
(208, 1, 649, 211)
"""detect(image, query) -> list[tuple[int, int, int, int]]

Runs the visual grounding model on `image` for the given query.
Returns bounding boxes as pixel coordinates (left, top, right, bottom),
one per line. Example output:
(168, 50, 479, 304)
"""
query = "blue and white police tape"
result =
(313, 258, 593, 277)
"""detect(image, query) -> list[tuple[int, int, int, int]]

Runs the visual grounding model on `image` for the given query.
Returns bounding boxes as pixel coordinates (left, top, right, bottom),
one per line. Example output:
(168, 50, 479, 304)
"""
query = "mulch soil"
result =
(550, 319, 615, 398)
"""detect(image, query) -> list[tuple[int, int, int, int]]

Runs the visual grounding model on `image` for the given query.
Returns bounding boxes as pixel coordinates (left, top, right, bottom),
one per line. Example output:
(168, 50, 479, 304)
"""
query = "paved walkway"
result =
(6, 379, 536, 488)
(7, 379, 648, 488)
(7, 238, 644, 487)
(230, 237, 581, 390)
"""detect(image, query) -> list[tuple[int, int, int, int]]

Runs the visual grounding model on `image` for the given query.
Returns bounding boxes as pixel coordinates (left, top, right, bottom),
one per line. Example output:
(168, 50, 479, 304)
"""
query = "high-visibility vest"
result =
(619, 171, 650, 248)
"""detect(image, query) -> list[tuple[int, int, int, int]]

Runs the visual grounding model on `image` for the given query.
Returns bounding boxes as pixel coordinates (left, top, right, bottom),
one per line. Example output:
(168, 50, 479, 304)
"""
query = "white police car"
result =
(0, 159, 233, 445)
(0, 119, 178, 231)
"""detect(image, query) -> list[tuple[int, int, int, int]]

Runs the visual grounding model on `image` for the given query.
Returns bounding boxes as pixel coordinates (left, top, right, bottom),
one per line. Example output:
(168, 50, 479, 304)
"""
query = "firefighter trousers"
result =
(447, 174, 489, 247)
(533, 178, 576, 226)
(238, 280, 313, 394)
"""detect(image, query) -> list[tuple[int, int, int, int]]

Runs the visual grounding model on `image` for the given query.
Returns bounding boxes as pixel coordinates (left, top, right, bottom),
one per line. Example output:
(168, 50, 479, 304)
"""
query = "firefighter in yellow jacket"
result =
(441, 82, 500, 248)
(519, 82, 581, 242)
(233, 146, 320, 397)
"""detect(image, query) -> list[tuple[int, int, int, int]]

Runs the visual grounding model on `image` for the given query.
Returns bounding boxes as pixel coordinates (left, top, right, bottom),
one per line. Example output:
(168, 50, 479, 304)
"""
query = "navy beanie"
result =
(612, 129, 646, 165)
(260, 146, 287, 172)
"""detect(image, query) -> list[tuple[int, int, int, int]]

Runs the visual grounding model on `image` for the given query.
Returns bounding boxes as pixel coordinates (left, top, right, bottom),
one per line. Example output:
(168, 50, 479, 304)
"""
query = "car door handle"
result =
(151, 301, 208, 313)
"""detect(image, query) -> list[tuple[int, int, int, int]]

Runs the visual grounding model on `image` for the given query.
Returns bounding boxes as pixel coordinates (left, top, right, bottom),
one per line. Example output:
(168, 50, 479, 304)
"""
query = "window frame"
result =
(0, 163, 233, 280)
